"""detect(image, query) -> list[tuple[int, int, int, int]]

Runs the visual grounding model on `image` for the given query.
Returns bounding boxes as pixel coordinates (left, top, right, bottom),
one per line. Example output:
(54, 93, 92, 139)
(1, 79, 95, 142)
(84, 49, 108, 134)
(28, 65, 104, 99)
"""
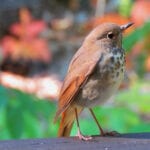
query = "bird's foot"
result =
(77, 130, 92, 141)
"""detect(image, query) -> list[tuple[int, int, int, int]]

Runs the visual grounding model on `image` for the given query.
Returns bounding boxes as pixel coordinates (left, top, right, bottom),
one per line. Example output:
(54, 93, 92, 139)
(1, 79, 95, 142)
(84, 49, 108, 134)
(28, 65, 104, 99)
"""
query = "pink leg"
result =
(89, 108, 105, 136)
(75, 108, 92, 140)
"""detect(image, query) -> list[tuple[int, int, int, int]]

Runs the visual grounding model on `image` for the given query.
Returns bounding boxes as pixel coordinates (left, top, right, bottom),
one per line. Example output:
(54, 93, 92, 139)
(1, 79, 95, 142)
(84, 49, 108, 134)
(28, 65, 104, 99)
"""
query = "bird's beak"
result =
(120, 22, 134, 31)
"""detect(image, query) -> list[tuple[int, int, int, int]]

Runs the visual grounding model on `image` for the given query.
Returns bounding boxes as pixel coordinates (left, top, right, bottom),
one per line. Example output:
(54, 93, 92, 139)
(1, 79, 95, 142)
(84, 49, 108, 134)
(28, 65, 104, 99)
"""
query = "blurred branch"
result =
(95, 0, 106, 17)
(0, 71, 61, 100)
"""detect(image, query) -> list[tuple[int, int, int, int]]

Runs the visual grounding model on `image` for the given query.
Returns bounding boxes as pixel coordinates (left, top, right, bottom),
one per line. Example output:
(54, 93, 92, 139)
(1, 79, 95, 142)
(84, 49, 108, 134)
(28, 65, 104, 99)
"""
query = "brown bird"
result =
(54, 22, 133, 140)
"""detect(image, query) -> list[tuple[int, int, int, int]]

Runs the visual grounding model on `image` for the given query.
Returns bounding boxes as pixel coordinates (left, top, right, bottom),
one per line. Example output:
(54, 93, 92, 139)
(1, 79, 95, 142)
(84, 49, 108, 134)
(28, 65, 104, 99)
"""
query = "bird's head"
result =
(85, 22, 133, 48)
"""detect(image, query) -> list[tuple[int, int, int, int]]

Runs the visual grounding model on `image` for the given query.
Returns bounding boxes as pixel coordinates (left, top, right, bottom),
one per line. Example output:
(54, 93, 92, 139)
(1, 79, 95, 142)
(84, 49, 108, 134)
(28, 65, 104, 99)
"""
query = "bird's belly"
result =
(79, 77, 122, 107)
(75, 77, 122, 107)
(75, 55, 125, 107)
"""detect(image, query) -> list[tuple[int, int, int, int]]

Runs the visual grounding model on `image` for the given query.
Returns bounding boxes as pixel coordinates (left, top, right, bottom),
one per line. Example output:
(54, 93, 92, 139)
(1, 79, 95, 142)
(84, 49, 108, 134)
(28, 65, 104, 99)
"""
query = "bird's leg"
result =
(75, 108, 92, 140)
(89, 108, 119, 136)
(89, 108, 105, 136)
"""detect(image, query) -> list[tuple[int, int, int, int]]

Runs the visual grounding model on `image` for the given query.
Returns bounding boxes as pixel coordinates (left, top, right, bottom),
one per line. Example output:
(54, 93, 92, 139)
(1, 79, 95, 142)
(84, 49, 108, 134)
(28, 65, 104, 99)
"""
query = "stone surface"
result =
(0, 133, 149, 150)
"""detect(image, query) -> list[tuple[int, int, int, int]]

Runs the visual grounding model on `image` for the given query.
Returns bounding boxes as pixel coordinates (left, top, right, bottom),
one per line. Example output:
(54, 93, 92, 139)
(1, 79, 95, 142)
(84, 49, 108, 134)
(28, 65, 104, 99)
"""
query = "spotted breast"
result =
(74, 47, 125, 107)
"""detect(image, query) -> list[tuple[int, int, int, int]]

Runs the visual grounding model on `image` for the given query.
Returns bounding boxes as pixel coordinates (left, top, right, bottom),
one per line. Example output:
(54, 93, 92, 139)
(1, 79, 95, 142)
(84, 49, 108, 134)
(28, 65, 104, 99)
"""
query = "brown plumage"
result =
(54, 22, 133, 140)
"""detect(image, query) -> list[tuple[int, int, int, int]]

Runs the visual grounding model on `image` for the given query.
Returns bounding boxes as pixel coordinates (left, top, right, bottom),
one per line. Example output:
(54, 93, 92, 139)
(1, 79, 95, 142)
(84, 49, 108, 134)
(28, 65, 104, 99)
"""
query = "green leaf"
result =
(23, 111, 41, 138)
(118, 0, 133, 17)
(0, 86, 8, 109)
(6, 104, 24, 138)
(123, 22, 150, 51)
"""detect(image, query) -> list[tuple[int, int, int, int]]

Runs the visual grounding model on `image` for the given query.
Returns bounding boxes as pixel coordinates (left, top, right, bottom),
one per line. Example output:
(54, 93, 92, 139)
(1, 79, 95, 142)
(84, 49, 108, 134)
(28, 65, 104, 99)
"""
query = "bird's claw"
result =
(77, 131, 92, 141)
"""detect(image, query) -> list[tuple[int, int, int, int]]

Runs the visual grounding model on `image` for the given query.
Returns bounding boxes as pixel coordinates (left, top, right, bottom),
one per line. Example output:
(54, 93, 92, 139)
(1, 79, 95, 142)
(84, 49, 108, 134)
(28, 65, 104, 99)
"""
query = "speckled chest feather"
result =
(74, 47, 125, 107)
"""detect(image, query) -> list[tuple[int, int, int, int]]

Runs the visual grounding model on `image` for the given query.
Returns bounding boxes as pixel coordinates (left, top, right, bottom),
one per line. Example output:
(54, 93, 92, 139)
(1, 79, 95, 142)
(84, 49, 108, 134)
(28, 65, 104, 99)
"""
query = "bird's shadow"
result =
(93, 132, 150, 139)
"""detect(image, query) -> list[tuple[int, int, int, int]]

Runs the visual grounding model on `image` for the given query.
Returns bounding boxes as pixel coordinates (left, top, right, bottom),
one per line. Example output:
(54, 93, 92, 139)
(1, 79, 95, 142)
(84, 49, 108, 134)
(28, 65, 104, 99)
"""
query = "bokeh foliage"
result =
(0, 1, 150, 140)
(0, 78, 149, 139)
(0, 86, 58, 139)
(0, 21, 150, 140)
(123, 22, 150, 51)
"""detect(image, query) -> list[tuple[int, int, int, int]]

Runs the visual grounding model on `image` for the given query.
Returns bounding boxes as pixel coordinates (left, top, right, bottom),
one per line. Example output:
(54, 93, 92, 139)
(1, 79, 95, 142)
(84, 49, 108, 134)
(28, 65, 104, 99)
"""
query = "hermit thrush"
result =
(54, 22, 133, 140)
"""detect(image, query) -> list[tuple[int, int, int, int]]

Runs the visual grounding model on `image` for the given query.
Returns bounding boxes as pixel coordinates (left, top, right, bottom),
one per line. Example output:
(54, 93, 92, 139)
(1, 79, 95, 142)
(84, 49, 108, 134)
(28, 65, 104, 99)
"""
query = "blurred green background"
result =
(0, 0, 150, 139)
(0, 80, 150, 139)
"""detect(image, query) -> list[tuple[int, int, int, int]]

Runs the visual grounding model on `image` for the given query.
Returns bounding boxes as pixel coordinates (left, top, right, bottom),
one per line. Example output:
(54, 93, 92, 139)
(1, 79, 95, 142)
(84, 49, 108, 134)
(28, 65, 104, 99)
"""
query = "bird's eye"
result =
(107, 32, 114, 39)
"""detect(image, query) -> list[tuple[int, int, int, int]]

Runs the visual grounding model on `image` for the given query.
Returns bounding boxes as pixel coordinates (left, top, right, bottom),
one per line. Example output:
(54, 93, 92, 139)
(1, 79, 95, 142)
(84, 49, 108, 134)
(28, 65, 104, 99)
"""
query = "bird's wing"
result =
(54, 44, 102, 120)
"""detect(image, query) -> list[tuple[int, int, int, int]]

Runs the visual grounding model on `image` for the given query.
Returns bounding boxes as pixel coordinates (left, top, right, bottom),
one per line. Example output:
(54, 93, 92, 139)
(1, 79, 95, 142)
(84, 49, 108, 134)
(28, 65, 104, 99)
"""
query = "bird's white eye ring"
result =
(107, 32, 114, 39)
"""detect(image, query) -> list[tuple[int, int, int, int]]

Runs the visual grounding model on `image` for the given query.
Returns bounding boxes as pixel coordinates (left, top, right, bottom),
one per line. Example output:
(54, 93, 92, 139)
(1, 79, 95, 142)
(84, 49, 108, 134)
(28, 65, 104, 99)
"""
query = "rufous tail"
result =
(58, 106, 83, 137)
